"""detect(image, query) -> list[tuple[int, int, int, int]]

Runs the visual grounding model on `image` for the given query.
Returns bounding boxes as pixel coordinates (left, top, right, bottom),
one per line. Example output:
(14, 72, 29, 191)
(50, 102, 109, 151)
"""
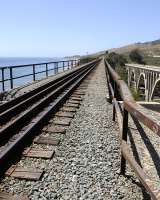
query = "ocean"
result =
(0, 57, 68, 92)
(0, 57, 61, 67)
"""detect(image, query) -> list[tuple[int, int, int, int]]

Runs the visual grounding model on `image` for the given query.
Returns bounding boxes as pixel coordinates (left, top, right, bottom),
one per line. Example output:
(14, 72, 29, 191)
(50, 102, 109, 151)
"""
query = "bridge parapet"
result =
(126, 63, 160, 101)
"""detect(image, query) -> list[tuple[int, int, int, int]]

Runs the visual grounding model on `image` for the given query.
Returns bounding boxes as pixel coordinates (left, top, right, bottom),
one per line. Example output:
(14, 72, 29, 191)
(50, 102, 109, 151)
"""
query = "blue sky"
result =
(0, 0, 159, 57)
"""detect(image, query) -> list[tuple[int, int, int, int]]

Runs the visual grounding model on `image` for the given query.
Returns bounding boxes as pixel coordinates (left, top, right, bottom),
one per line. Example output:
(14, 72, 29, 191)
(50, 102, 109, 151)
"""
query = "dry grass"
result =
(109, 43, 160, 57)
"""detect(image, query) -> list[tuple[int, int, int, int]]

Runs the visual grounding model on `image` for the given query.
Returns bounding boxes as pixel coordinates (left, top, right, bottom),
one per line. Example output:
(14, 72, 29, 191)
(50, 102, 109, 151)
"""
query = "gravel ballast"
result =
(0, 60, 145, 199)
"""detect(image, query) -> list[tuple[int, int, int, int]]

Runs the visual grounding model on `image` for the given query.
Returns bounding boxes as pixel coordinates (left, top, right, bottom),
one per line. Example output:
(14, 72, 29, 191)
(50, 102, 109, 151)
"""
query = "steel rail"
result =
(0, 61, 97, 125)
(0, 60, 94, 114)
(0, 60, 99, 175)
(0, 59, 79, 91)
(0, 61, 99, 143)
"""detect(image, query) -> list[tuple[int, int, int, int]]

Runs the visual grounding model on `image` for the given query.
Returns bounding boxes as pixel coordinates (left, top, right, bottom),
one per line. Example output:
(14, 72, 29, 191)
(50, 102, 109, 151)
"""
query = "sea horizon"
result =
(0, 57, 69, 91)
(0, 57, 63, 68)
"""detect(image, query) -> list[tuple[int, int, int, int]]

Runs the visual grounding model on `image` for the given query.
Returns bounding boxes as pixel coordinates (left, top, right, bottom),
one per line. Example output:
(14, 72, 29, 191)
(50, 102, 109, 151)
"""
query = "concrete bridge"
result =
(126, 63, 160, 101)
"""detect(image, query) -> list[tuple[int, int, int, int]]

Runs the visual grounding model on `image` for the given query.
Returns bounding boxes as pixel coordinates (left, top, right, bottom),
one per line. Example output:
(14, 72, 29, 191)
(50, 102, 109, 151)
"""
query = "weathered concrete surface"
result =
(126, 63, 160, 101)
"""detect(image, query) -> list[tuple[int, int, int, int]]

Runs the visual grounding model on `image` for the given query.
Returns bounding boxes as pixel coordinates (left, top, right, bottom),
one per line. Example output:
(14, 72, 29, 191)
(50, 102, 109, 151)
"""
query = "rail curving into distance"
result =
(0, 59, 100, 177)
(0, 59, 79, 91)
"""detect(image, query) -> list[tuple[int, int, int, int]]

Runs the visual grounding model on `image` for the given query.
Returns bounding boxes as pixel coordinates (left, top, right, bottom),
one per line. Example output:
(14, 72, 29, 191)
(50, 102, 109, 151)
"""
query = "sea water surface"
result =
(0, 57, 67, 91)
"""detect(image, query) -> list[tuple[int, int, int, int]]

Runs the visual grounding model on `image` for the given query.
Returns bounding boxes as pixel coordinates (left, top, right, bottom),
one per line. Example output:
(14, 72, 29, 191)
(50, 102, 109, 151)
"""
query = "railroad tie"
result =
(64, 103, 79, 108)
(53, 117, 72, 126)
(23, 147, 55, 159)
(43, 126, 66, 134)
(0, 60, 97, 194)
(67, 100, 81, 105)
(34, 135, 60, 145)
(55, 111, 74, 118)
(5, 165, 43, 181)
(60, 106, 77, 112)
(70, 96, 82, 101)
(0, 192, 29, 200)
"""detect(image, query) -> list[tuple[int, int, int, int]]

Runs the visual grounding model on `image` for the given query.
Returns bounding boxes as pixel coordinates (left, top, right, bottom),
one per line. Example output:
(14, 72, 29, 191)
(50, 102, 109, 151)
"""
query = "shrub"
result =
(130, 86, 140, 101)
(106, 52, 142, 101)
(106, 52, 128, 82)
(80, 56, 97, 64)
(129, 49, 145, 64)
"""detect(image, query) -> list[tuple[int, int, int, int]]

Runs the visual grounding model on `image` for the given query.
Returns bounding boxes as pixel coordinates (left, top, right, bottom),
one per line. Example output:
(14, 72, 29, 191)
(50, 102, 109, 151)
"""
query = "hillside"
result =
(109, 39, 160, 56)
(66, 39, 160, 66)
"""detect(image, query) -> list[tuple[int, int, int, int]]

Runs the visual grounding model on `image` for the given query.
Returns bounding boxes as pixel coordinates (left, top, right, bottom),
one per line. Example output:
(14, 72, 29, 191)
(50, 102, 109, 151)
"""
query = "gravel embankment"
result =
(0, 60, 144, 199)
(128, 110, 160, 189)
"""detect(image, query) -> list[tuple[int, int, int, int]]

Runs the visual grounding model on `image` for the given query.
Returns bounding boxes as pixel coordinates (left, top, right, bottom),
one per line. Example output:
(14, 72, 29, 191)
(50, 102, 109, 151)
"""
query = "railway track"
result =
(0, 59, 99, 190)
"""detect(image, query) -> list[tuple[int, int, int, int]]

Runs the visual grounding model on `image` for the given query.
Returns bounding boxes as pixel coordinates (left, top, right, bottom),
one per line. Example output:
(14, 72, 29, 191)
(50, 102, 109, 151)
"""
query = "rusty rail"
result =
(104, 59, 160, 200)
(0, 59, 100, 176)
(0, 59, 79, 91)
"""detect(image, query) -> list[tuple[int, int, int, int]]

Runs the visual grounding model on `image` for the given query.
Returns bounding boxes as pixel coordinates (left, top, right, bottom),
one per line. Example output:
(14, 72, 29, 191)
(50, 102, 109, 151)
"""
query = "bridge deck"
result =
(126, 63, 160, 72)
